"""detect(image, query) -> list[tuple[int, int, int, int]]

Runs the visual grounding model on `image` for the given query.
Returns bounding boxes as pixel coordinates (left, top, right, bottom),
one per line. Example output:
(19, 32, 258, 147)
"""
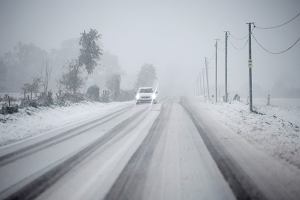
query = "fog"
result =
(1, 0, 300, 98)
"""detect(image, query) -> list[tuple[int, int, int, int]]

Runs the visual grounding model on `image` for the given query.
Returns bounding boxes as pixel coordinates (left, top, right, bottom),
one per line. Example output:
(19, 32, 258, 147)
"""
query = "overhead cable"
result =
(255, 12, 300, 30)
(229, 39, 249, 50)
(229, 32, 248, 40)
(252, 32, 300, 54)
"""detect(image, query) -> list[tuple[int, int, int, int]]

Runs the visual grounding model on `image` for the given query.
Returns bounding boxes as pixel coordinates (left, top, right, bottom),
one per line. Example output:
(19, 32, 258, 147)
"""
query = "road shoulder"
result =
(182, 98, 300, 200)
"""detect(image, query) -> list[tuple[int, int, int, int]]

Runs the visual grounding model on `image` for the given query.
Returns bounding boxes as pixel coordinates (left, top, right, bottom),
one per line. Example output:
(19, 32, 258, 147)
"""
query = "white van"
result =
(135, 87, 158, 104)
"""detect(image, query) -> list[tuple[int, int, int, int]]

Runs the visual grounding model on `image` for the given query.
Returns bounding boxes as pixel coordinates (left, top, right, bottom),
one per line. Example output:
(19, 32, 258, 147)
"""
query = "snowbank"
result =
(0, 101, 133, 147)
(190, 98, 300, 168)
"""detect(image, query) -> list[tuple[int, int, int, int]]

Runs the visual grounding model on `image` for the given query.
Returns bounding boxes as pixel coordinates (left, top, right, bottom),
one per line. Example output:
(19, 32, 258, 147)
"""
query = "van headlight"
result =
(136, 94, 140, 100)
(152, 94, 156, 99)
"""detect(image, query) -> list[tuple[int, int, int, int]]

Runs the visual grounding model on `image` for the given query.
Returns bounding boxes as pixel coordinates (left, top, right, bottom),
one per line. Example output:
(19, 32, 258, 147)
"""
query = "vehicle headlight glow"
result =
(136, 94, 140, 99)
(152, 93, 156, 99)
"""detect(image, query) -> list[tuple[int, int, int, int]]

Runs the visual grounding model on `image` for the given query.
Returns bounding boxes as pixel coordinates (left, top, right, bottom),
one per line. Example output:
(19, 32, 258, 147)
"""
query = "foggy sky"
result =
(1, 0, 300, 97)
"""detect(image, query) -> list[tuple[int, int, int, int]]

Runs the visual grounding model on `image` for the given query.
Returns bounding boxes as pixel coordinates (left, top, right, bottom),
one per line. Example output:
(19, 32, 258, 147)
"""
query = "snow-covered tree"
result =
(86, 85, 100, 101)
(79, 29, 102, 74)
(59, 29, 102, 96)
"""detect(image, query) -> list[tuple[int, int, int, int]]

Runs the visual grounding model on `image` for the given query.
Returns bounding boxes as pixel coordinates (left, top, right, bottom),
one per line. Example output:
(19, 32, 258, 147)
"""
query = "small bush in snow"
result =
(86, 85, 100, 101)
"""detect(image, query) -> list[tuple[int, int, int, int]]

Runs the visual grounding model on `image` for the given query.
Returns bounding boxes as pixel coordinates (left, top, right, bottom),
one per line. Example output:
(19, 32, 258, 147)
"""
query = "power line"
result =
(229, 39, 248, 50)
(229, 32, 248, 40)
(252, 32, 300, 54)
(255, 11, 300, 30)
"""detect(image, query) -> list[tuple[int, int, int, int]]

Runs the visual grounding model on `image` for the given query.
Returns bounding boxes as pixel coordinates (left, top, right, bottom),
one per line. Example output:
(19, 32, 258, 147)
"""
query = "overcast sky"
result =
(1, 0, 300, 97)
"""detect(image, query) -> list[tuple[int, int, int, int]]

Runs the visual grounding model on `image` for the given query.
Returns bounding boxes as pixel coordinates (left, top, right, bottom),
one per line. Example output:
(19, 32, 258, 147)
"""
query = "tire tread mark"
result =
(104, 102, 172, 200)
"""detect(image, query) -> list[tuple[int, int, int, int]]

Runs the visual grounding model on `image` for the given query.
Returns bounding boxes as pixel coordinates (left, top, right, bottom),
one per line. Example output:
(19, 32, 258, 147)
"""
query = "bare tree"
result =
(42, 60, 52, 94)
(31, 77, 41, 98)
(22, 77, 41, 100)
(22, 83, 31, 99)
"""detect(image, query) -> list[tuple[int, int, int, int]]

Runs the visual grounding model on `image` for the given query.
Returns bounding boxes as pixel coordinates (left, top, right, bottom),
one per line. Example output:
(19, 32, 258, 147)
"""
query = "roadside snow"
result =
(0, 101, 133, 147)
(190, 97, 300, 168)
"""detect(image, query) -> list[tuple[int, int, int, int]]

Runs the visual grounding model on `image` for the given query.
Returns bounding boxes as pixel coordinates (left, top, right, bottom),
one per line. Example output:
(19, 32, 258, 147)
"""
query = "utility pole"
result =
(196, 74, 199, 96)
(247, 23, 254, 112)
(194, 79, 197, 96)
(199, 73, 202, 96)
(202, 68, 206, 98)
(224, 31, 229, 102)
(205, 57, 210, 99)
(197, 75, 200, 96)
(215, 39, 219, 103)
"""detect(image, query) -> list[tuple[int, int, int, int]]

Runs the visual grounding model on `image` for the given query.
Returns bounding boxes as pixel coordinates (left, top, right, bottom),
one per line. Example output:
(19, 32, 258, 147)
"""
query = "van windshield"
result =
(139, 88, 153, 93)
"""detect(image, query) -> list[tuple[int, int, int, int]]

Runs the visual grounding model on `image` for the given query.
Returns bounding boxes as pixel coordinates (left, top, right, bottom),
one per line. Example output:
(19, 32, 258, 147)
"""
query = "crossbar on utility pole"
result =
(247, 22, 254, 112)
(225, 31, 229, 102)
(215, 39, 219, 103)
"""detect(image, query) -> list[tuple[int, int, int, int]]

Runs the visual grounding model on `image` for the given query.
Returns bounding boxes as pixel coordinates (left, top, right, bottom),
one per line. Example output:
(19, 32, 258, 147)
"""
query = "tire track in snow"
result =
(0, 105, 133, 167)
(104, 101, 172, 200)
(0, 107, 148, 200)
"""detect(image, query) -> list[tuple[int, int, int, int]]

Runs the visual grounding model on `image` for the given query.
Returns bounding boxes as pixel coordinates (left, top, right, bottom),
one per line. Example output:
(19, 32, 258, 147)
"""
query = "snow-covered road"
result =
(0, 103, 150, 199)
(1, 98, 300, 200)
(105, 100, 235, 200)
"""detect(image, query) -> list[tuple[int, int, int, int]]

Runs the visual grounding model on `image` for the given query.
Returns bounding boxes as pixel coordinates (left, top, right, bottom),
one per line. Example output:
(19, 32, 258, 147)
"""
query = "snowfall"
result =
(1, 97, 300, 170)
